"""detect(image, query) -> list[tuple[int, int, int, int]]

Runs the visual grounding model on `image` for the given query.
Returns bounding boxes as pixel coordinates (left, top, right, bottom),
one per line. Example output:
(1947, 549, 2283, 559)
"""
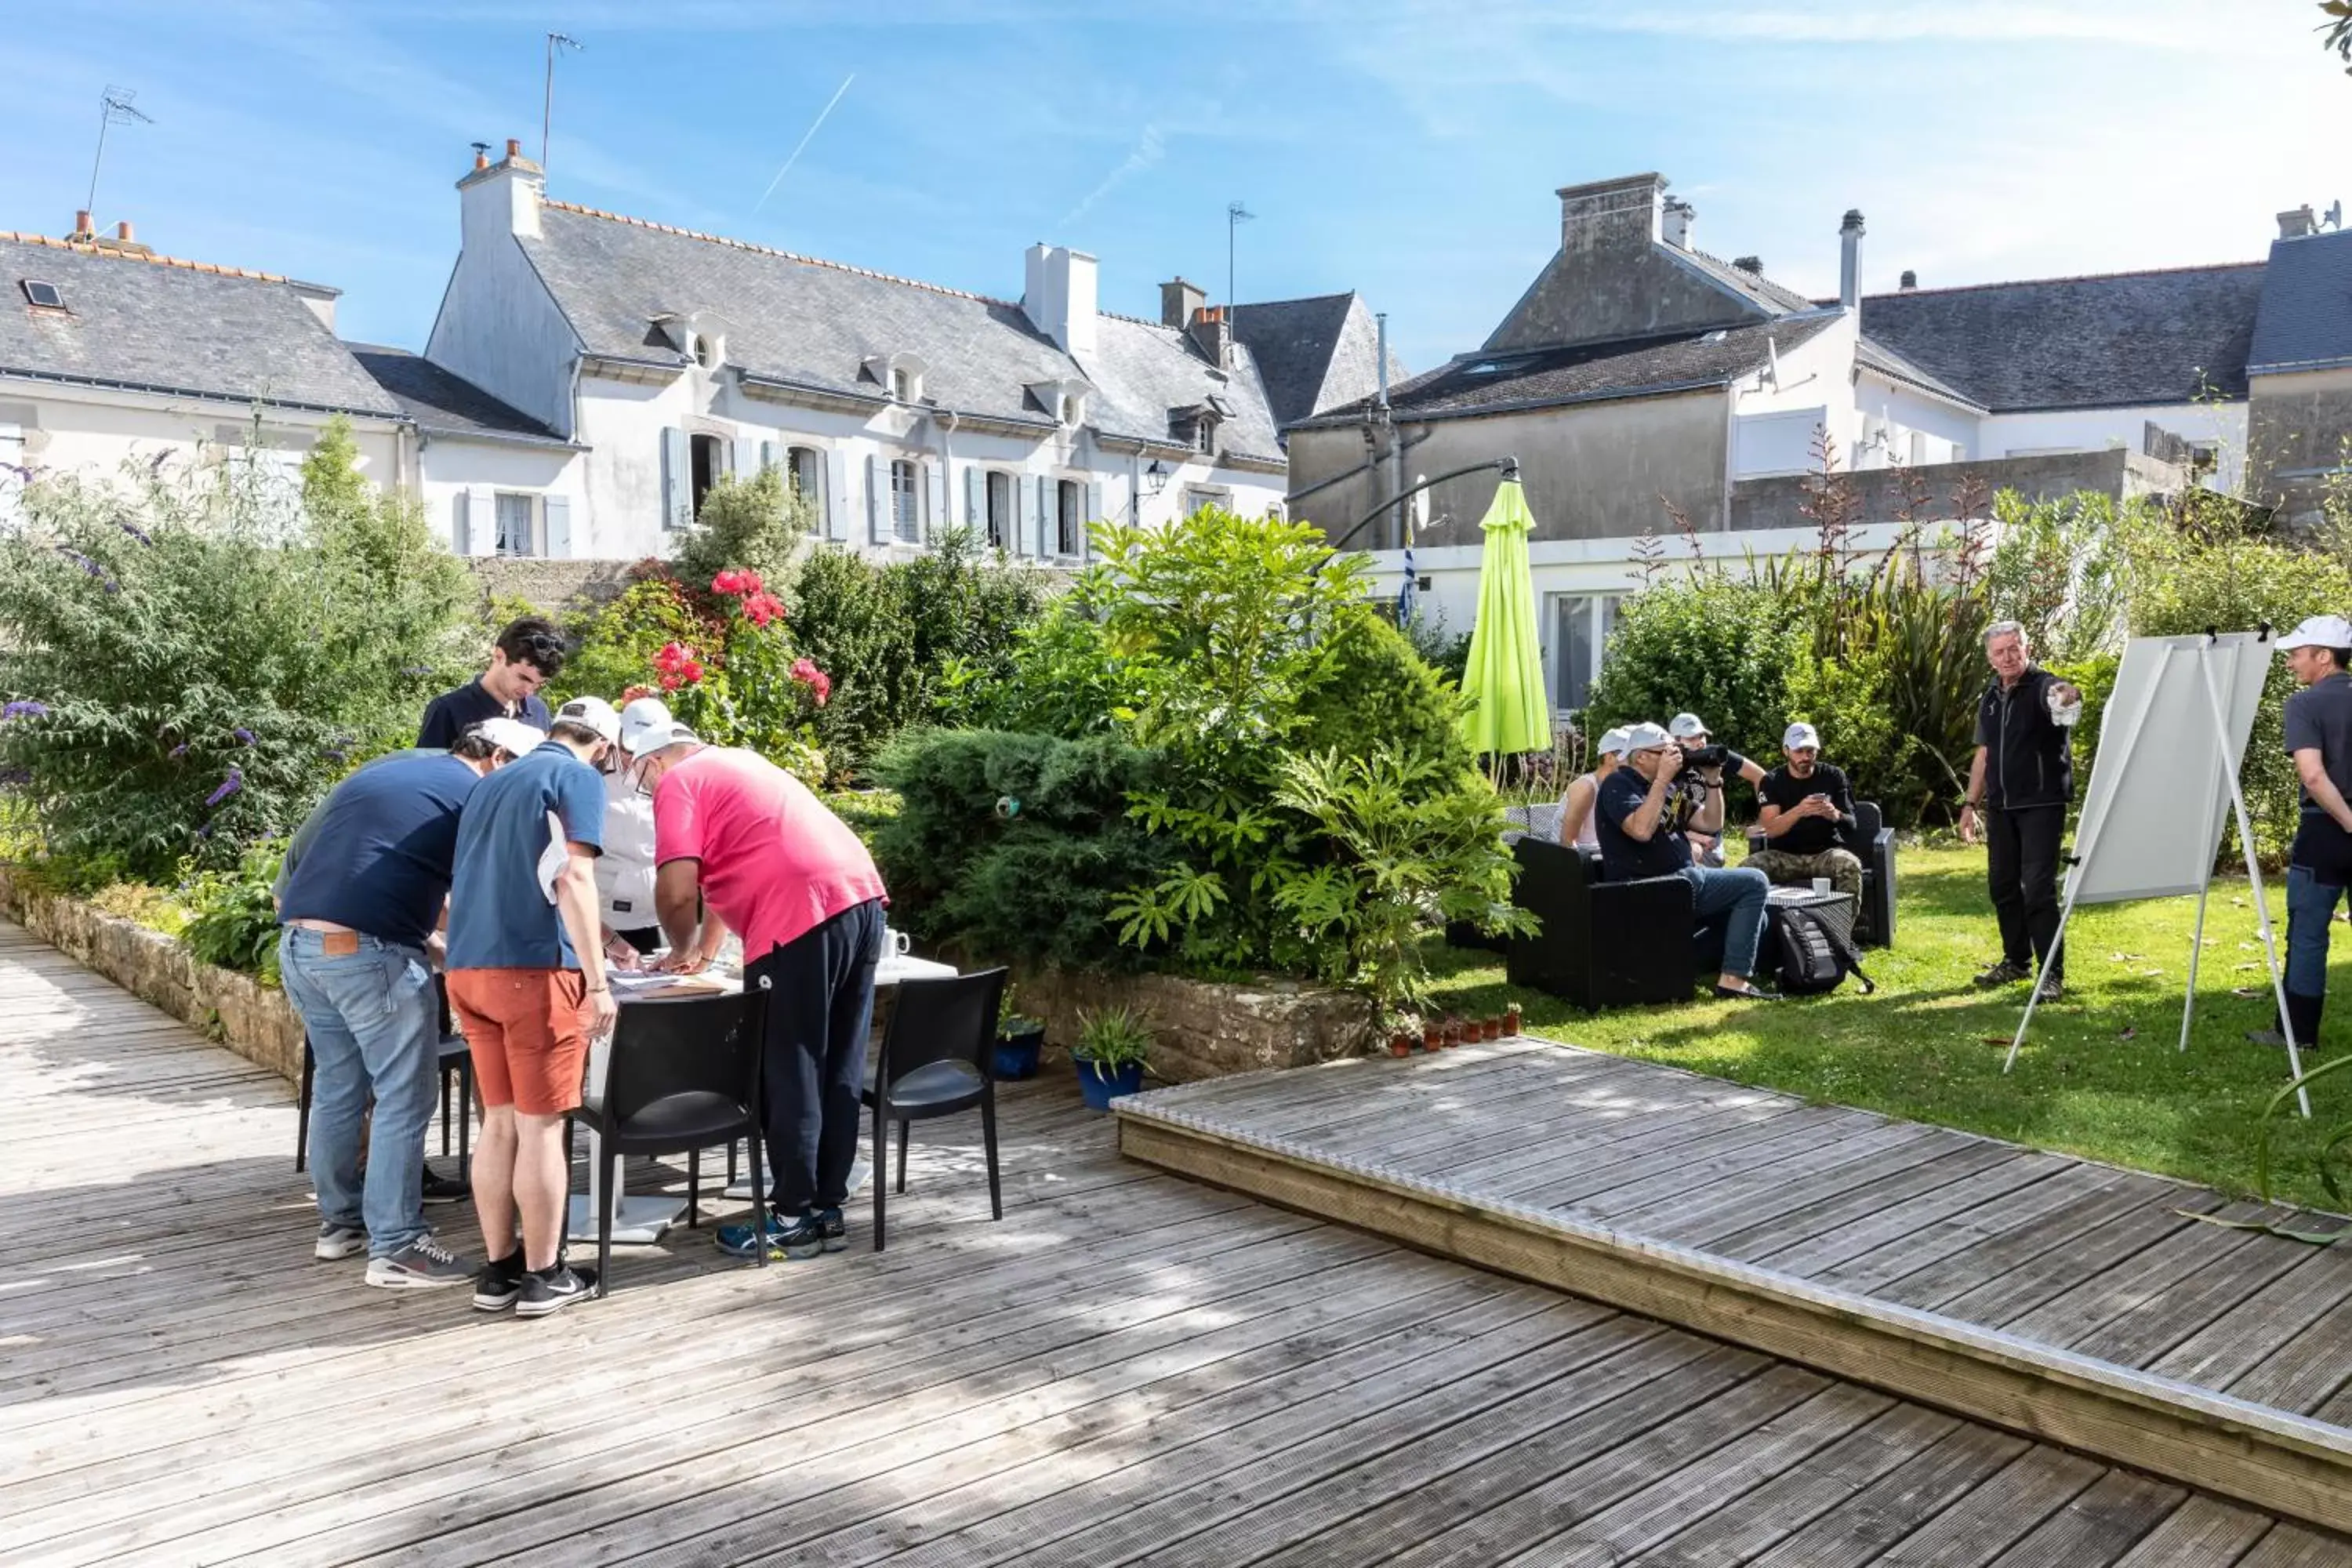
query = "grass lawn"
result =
(1421, 843, 2352, 1214)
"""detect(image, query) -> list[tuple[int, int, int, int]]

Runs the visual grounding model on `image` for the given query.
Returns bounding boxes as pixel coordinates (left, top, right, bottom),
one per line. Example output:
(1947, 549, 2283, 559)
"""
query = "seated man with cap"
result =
(1595, 722, 1777, 1000)
(1555, 726, 1632, 853)
(1666, 713, 1767, 867)
(1748, 721, 1864, 899)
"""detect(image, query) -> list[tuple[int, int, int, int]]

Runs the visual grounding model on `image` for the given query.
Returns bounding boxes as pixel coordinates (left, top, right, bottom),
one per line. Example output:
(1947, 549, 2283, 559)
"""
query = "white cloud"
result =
(1058, 123, 1167, 228)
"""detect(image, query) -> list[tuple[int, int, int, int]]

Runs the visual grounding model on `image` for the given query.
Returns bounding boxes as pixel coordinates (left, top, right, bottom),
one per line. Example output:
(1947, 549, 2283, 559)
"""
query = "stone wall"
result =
(465, 557, 641, 616)
(0, 866, 303, 1088)
(1726, 448, 2183, 533)
(1005, 964, 1374, 1084)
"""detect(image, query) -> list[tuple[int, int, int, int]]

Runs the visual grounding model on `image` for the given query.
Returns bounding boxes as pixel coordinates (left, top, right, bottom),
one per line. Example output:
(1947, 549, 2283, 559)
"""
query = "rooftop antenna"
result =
(542, 32, 584, 170)
(1226, 200, 1254, 310)
(85, 85, 153, 223)
(2325, 200, 2344, 231)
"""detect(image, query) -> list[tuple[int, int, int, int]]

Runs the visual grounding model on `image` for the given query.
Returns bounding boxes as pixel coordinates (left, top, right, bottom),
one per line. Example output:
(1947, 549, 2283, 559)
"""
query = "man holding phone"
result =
(1748, 722, 1864, 898)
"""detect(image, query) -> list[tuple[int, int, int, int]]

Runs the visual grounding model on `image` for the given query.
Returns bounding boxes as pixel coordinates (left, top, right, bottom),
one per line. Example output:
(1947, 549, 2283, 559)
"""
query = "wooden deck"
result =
(3, 920, 2349, 1566)
(1116, 1038, 2352, 1541)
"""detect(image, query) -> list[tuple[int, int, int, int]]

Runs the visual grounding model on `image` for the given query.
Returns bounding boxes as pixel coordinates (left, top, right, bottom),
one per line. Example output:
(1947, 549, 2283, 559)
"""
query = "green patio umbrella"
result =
(1458, 477, 1550, 760)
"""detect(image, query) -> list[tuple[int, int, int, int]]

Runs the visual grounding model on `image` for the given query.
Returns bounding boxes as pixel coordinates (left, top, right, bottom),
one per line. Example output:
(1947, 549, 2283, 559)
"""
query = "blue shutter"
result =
(543, 495, 571, 558)
(733, 436, 758, 477)
(1084, 481, 1102, 560)
(964, 465, 983, 531)
(760, 440, 779, 475)
(1015, 475, 1036, 556)
(826, 447, 850, 539)
(451, 492, 470, 555)
(1035, 477, 1053, 557)
(866, 453, 884, 544)
(926, 463, 947, 546)
(660, 427, 691, 531)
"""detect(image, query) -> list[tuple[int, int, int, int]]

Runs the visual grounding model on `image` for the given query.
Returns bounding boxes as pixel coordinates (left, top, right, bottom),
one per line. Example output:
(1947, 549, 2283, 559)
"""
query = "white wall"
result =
(0, 378, 401, 493)
(423, 168, 580, 441)
(1975, 401, 2246, 494)
(415, 436, 586, 557)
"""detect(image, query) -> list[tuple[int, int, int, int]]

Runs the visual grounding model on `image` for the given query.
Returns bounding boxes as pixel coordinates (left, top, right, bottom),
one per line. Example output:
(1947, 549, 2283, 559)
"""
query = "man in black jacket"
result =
(1960, 621, 2082, 1001)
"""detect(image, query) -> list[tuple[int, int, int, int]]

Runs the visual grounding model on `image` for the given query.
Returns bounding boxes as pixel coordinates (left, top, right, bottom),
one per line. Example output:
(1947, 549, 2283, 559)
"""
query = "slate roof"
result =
(519, 202, 1285, 462)
(1674, 248, 1816, 315)
(1853, 336, 1984, 410)
(0, 234, 401, 417)
(347, 344, 568, 445)
(2249, 227, 2352, 374)
(1854, 263, 2266, 412)
(1229, 292, 1406, 430)
(1297, 311, 1842, 426)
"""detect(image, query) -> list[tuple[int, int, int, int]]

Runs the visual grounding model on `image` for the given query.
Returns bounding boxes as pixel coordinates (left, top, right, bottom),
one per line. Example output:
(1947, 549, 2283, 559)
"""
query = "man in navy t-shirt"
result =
(2256, 615, 2352, 1051)
(1595, 723, 1776, 1001)
(445, 696, 618, 1319)
(417, 616, 565, 749)
(276, 727, 515, 1289)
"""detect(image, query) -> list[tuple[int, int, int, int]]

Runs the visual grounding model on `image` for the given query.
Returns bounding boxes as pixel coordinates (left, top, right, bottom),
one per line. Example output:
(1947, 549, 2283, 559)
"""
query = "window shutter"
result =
(1084, 481, 1102, 559)
(964, 466, 983, 530)
(1037, 477, 1055, 557)
(1015, 475, 1036, 556)
(825, 447, 850, 539)
(733, 436, 758, 477)
(660, 427, 691, 531)
(926, 462, 946, 546)
(544, 495, 571, 558)
(866, 453, 884, 544)
(451, 492, 470, 555)
(760, 440, 779, 475)
(468, 486, 498, 557)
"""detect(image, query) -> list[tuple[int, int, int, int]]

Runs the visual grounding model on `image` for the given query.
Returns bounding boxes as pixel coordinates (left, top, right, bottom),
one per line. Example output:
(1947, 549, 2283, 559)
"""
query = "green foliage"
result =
(1581, 579, 1808, 752)
(0, 423, 474, 880)
(1073, 1004, 1154, 1077)
(822, 787, 901, 848)
(870, 728, 1173, 971)
(672, 466, 813, 588)
(1985, 489, 2124, 664)
(180, 841, 286, 985)
(554, 572, 723, 708)
(1298, 615, 1472, 775)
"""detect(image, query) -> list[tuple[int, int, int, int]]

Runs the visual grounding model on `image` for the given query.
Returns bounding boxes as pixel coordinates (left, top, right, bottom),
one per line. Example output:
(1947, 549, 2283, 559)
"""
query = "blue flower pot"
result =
(1075, 1058, 1145, 1111)
(992, 1026, 1044, 1081)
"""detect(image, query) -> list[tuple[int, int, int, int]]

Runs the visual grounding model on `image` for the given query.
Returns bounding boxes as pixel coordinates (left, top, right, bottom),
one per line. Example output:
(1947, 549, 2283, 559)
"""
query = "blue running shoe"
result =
(717, 1207, 824, 1260)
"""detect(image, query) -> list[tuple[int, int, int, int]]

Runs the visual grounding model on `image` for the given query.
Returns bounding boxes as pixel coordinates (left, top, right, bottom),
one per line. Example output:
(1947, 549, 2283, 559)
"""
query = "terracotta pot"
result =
(1483, 1016, 1502, 1042)
(1422, 1024, 1444, 1052)
(1388, 1033, 1414, 1058)
(1504, 1004, 1523, 1037)
(1442, 1018, 1464, 1048)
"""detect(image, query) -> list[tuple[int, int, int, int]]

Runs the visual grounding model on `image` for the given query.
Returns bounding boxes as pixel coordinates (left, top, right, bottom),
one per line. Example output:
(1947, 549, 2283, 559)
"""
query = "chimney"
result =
(1838, 209, 1866, 310)
(457, 135, 544, 242)
(115, 220, 134, 244)
(1189, 304, 1231, 368)
(1661, 196, 1696, 249)
(1160, 276, 1206, 330)
(2279, 205, 2317, 239)
(472, 141, 491, 170)
(71, 209, 93, 240)
(1899, 269, 1918, 291)
(1556, 172, 1664, 256)
(1022, 243, 1098, 358)
(291, 281, 339, 332)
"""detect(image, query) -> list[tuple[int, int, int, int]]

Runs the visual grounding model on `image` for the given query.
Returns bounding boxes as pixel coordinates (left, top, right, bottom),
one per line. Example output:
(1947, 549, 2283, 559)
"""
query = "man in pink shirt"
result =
(632, 721, 888, 1259)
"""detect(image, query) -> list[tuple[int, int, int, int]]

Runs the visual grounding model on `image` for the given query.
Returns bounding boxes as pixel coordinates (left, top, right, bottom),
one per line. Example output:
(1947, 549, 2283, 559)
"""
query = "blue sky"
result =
(3, 2, 2347, 373)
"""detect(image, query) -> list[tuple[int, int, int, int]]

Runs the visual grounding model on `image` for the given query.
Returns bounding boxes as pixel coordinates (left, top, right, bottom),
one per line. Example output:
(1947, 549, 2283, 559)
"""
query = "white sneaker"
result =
(365, 1236, 474, 1289)
(315, 1221, 367, 1261)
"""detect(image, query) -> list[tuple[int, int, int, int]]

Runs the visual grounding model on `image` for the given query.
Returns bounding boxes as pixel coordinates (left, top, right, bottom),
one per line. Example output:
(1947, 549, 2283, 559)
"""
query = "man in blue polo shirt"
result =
(1595, 722, 1776, 1001)
(277, 725, 519, 1288)
(446, 696, 618, 1319)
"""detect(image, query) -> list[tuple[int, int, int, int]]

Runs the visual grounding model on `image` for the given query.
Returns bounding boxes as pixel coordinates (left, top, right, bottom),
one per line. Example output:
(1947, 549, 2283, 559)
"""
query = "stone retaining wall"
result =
(0, 866, 303, 1088)
(465, 557, 640, 615)
(1004, 964, 1372, 1084)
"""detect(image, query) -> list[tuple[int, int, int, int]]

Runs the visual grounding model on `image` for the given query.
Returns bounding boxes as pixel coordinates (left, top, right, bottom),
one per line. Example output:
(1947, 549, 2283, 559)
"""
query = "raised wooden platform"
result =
(1116, 1036, 2352, 1539)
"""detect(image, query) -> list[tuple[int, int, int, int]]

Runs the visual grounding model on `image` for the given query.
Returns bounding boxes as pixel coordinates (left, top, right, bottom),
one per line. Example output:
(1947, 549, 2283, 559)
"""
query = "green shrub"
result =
(673, 467, 813, 588)
(0, 418, 474, 880)
(1298, 614, 1471, 775)
(180, 840, 286, 985)
(554, 571, 724, 707)
(1581, 579, 1807, 756)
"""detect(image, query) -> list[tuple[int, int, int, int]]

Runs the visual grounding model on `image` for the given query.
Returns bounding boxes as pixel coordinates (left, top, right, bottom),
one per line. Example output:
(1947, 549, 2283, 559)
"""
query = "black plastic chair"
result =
(296, 975, 474, 1178)
(861, 969, 1008, 1252)
(569, 978, 770, 1296)
(1504, 837, 1704, 1012)
(1743, 799, 1898, 948)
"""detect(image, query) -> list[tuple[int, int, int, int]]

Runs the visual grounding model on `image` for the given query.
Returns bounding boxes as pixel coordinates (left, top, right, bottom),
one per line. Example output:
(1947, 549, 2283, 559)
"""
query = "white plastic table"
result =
(569, 952, 960, 1243)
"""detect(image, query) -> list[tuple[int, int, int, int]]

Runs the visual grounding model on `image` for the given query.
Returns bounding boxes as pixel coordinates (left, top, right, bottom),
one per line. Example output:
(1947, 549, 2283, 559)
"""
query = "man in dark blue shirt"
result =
(277, 729, 511, 1290)
(416, 616, 565, 749)
(2256, 615, 2352, 1051)
(1595, 723, 1775, 1000)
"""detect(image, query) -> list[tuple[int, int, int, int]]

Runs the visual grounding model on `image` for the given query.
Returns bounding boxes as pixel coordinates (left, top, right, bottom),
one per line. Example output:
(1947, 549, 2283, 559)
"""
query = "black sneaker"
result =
(2031, 976, 2065, 1004)
(419, 1167, 470, 1205)
(516, 1265, 597, 1317)
(472, 1253, 528, 1312)
(816, 1207, 848, 1253)
(1973, 960, 2030, 989)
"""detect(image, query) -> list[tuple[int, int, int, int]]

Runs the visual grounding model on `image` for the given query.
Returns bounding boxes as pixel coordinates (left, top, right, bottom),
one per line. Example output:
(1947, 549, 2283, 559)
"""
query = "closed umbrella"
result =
(1459, 477, 1550, 760)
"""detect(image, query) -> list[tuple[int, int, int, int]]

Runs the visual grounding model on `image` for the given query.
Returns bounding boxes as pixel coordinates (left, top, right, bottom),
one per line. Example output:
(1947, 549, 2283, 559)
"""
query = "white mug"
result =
(1811, 877, 1833, 898)
(884, 927, 912, 958)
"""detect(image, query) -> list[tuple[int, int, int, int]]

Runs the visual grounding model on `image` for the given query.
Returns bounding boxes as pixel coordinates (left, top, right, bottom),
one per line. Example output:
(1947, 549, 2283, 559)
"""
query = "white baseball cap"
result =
(619, 695, 702, 757)
(472, 717, 547, 760)
(1622, 721, 1673, 753)
(1783, 721, 1821, 752)
(551, 695, 622, 746)
(1595, 726, 1634, 757)
(2277, 614, 2352, 652)
(1668, 713, 1709, 740)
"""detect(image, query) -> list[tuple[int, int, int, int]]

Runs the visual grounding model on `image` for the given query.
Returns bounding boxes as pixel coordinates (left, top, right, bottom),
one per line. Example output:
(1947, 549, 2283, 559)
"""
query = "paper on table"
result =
(535, 810, 567, 904)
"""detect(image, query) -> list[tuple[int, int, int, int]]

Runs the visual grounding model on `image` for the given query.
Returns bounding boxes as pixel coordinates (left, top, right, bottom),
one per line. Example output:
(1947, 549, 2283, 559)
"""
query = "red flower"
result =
(620, 683, 656, 703)
(654, 641, 691, 674)
(659, 672, 683, 692)
(712, 570, 745, 597)
(681, 659, 706, 684)
(789, 656, 832, 707)
(741, 570, 764, 593)
(742, 590, 786, 628)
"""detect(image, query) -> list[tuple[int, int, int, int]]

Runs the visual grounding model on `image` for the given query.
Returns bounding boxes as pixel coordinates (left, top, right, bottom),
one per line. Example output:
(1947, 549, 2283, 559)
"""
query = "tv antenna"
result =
(86, 85, 154, 222)
(543, 32, 585, 170)
(1227, 200, 1254, 310)
(2325, 200, 2344, 232)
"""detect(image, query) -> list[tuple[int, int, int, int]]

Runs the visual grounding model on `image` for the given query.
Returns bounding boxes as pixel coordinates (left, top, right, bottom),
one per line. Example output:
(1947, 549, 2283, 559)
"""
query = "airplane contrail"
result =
(755, 73, 855, 213)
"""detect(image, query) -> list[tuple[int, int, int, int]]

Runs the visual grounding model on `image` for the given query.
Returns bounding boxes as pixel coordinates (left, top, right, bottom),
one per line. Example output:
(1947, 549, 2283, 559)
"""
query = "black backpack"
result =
(1764, 903, 1875, 996)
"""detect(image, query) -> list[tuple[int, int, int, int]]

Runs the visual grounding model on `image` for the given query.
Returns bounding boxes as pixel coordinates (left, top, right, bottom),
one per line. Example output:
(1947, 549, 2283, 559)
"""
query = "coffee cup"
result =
(1811, 877, 1833, 897)
(885, 927, 912, 958)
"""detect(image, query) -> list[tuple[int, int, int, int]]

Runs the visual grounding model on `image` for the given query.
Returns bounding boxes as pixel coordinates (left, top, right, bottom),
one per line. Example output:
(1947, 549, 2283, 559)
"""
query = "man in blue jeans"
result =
(2252, 615, 2352, 1050)
(277, 727, 514, 1287)
(1595, 723, 1776, 1000)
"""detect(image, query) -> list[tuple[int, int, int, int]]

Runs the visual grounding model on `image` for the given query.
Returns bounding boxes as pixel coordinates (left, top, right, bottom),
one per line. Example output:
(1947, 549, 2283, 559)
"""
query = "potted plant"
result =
(1073, 1005, 1153, 1111)
(1382, 1007, 1419, 1058)
(993, 988, 1047, 1080)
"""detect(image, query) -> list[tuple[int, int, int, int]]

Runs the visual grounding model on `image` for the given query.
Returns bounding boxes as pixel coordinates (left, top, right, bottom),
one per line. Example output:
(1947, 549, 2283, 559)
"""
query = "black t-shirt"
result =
(1596, 768, 1690, 881)
(2286, 672, 2352, 884)
(1759, 763, 1855, 856)
(416, 677, 551, 750)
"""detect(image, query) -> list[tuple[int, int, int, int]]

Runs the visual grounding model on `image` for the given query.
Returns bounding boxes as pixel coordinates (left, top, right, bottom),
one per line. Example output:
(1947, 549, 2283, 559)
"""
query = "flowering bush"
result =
(633, 568, 829, 789)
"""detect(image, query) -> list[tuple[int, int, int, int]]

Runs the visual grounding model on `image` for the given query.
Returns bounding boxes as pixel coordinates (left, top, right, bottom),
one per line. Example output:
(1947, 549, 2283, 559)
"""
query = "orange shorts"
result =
(446, 967, 591, 1116)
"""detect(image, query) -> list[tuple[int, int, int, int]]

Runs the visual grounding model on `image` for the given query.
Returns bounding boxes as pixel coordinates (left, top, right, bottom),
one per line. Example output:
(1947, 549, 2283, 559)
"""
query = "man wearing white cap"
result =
(1554, 726, 1632, 853)
(2254, 614, 2352, 1050)
(597, 697, 696, 962)
(1595, 722, 1777, 1000)
(445, 694, 621, 1317)
(1748, 722, 1864, 899)
(1665, 713, 1766, 867)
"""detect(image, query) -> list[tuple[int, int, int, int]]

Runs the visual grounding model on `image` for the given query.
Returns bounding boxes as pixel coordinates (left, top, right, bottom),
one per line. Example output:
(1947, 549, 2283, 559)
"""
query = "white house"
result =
(419, 140, 1328, 562)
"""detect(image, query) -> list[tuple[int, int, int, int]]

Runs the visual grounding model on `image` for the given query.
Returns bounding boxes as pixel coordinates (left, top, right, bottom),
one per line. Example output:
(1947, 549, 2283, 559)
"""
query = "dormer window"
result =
(653, 309, 732, 371)
(892, 368, 914, 401)
(1193, 418, 1214, 455)
(21, 279, 65, 311)
(691, 335, 716, 370)
(1060, 394, 1079, 426)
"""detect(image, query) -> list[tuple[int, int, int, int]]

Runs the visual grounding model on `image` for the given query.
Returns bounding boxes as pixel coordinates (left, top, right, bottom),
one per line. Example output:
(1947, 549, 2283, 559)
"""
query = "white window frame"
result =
(786, 445, 824, 532)
(985, 470, 1013, 550)
(890, 457, 921, 543)
(1546, 591, 1622, 713)
(494, 492, 539, 557)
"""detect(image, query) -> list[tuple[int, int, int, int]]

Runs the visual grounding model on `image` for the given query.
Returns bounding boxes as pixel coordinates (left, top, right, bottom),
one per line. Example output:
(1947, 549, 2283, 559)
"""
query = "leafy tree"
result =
(2324, 0, 2352, 72)
(672, 466, 814, 587)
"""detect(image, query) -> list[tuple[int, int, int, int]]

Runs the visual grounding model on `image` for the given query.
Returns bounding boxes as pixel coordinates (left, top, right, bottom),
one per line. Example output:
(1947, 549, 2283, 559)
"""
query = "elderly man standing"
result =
(1960, 622, 2081, 1002)
(627, 717, 889, 1260)
(1748, 722, 1864, 899)
(1595, 723, 1776, 1000)
(2253, 614, 2352, 1050)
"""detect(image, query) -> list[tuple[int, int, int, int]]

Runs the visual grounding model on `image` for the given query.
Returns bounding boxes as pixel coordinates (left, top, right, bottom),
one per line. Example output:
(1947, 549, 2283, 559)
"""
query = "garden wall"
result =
(465, 557, 637, 615)
(0, 866, 303, 1089)
(1007, 964, 1374, 1083)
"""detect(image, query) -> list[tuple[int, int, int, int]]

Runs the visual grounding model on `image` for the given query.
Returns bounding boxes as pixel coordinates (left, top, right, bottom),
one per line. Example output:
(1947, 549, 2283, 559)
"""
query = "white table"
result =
(569, 951, 959, 1243)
